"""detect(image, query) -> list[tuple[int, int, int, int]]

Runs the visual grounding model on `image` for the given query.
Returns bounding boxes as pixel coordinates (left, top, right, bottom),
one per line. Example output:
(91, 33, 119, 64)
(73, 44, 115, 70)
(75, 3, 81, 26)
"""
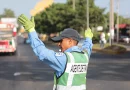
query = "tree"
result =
(0, 8, 15, 18)
(35, 3, 77, 34)
(34, 0, 107, 35)
(105, 12, 130, 25)
(67, 0, 106, 28)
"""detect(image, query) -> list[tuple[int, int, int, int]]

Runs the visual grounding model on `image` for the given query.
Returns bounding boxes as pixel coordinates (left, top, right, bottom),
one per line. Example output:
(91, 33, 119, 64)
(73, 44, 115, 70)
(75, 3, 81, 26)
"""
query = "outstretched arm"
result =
(28, 31, 66, 74)
(81, 28, 93, 58)
(18, 14, 66, 75)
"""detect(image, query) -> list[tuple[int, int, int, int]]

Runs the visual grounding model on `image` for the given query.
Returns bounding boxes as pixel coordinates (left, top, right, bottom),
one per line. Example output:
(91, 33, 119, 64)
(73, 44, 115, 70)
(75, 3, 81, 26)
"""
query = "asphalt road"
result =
(0, 36, 130, 90)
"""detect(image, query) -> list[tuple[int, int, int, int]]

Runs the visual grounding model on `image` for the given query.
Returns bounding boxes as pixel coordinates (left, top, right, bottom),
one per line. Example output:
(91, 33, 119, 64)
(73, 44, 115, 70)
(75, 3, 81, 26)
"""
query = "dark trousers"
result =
(100, 40, 104, 49)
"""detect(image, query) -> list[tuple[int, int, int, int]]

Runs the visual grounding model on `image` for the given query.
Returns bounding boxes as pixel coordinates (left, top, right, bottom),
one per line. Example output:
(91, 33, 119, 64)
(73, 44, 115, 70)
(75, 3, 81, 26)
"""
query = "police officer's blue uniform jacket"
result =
(28, 31, 93, 77)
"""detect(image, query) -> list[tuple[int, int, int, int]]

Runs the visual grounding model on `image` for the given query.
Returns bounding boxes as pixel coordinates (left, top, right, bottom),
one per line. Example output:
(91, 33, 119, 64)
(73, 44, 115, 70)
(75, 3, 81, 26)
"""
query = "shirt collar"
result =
(64, 46, 82, 52)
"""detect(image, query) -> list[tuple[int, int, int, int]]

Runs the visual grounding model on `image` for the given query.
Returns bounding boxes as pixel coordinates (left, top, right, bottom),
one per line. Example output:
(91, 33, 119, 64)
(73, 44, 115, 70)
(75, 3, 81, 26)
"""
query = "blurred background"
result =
(0, 0, 130, 90)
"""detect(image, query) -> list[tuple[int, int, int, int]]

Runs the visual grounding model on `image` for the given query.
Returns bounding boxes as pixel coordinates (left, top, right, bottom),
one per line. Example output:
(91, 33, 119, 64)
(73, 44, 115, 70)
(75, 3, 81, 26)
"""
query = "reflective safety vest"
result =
(53, 51, 89, 90)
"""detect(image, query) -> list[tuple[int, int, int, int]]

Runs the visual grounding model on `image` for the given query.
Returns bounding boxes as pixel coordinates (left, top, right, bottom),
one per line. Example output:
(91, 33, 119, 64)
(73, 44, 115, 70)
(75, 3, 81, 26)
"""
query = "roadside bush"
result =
(92, 31, 100, 43)
(103, 45, 127, 54)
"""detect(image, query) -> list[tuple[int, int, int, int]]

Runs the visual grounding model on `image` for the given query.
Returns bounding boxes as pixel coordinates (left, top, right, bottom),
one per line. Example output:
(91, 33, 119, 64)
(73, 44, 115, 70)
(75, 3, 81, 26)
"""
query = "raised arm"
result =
(18, 14, 66, 75)
(81, 28, 93, 58)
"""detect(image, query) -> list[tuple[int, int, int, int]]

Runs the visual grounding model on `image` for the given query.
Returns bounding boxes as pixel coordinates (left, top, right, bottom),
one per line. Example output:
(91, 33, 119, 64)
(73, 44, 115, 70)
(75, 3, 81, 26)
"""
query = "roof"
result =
(118, 24, 130, 29)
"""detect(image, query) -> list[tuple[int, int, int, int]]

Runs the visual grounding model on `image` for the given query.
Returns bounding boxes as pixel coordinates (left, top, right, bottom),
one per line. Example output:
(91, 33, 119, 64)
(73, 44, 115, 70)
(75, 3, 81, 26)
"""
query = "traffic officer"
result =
(18, 14, 93, 90)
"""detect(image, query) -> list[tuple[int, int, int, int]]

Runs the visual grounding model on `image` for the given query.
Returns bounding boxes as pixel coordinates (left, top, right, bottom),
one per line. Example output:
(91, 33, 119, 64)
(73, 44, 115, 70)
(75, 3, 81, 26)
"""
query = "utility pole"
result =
(116, 0, 119, 43)
(109, 0, 114, 45)
(87, 0, 89, 28)
(72, 0, 75, 10)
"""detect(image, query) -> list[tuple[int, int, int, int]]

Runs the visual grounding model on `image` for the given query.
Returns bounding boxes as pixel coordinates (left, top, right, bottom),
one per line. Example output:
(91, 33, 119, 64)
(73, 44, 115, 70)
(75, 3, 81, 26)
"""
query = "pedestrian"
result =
(99, 31, 106, 48)
(18, 14, 93, 90)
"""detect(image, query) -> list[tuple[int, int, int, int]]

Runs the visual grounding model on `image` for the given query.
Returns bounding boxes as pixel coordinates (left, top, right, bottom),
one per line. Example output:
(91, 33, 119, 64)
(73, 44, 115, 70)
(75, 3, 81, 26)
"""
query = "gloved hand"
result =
(18, 14, 35, 32)
(85, 28, 93, 39)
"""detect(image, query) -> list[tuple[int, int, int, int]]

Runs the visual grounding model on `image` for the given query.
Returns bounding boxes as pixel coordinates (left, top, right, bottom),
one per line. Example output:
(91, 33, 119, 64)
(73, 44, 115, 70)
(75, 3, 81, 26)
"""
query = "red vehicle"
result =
(0, 22, 17, 54)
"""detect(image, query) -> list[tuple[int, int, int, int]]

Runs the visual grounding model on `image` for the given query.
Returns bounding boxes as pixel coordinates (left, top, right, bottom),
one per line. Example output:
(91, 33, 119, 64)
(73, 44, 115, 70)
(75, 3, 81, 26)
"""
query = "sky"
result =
(0, 0, 129, 18)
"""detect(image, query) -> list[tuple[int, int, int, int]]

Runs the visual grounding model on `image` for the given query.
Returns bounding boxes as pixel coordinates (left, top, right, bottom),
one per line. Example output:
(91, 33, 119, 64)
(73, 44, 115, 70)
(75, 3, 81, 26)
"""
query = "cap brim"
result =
(51, 36, 63, 42)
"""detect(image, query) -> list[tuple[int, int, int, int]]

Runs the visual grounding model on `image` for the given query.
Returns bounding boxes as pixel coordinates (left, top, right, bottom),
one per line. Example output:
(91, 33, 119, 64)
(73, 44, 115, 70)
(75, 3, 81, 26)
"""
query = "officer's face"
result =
(58, 38, 74, 52)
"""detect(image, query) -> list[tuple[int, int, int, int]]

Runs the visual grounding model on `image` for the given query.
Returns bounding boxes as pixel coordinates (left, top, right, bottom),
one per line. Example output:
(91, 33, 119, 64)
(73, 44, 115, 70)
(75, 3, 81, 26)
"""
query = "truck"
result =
(0, 22, 17, 54)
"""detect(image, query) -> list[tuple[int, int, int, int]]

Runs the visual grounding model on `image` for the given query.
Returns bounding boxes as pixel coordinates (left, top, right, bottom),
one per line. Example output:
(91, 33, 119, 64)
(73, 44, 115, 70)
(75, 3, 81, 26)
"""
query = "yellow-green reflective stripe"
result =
(66, 52, 74, 86)
(56, 84, 86, 90)
(84, 53, 89, 62)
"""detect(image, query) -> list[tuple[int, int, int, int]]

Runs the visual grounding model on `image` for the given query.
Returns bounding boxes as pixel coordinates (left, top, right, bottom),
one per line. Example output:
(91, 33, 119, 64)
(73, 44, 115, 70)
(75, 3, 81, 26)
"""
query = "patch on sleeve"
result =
(55, 52, 64, 56)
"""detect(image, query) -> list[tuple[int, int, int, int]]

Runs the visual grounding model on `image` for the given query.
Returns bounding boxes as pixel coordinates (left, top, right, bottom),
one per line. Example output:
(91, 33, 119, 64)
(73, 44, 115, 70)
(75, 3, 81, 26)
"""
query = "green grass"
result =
(93, 43, 125, 50)
(93, 43, 127, 54)
(93, 43, 109, 50)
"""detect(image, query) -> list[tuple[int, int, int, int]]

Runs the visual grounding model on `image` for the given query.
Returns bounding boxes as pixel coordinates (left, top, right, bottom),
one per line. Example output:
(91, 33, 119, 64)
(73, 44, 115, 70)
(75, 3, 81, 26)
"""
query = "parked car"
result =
(119, 35, 130, 43)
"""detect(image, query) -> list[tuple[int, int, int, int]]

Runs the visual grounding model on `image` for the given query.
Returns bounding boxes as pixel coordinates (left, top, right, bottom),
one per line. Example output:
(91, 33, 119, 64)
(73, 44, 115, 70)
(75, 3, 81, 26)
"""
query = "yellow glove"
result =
(18, 14, 35, 32)
(85, 28, 93, 39)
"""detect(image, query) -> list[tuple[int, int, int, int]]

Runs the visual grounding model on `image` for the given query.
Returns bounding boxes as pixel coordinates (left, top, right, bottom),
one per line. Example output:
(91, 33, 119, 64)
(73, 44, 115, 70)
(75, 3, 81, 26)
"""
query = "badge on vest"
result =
(66, 63, 88, 74)
(70, 64, 87, 73)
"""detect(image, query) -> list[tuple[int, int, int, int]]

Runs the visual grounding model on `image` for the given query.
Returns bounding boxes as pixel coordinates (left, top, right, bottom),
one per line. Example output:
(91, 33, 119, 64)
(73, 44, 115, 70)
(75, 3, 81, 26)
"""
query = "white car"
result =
(119, 36, 130, 43)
